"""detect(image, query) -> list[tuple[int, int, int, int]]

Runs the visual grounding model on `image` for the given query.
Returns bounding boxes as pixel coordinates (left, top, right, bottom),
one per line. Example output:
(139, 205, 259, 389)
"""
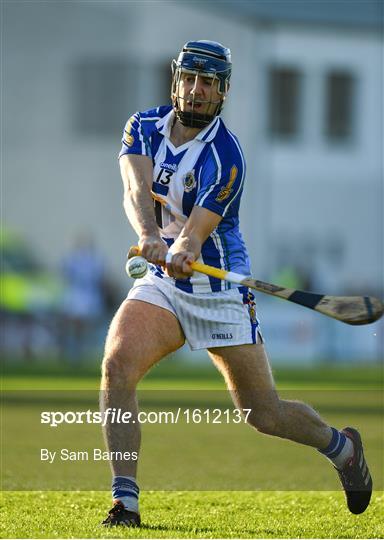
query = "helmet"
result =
(171, 40, 232, 128)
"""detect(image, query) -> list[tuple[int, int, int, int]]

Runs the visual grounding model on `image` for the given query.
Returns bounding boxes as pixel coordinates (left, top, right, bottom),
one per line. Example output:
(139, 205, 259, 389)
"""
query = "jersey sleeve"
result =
(118, 113, 152, 158)
(195, 144, 245, 217)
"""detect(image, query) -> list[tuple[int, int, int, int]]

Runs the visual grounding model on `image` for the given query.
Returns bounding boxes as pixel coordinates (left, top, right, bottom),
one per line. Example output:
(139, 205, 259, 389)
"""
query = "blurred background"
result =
(2, 0, 383, 365)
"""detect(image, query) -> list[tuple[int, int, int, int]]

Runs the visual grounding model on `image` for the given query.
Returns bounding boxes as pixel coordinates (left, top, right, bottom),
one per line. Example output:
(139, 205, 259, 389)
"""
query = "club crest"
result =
(183, 170, 196, 192)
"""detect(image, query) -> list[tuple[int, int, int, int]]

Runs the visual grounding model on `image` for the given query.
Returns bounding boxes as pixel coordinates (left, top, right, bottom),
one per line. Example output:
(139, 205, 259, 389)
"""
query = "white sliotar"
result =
(126, 256, 148, 279)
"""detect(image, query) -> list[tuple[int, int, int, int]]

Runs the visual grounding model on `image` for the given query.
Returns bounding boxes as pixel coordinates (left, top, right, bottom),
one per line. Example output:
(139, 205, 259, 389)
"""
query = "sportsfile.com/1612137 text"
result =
(40, 408, 252, 427)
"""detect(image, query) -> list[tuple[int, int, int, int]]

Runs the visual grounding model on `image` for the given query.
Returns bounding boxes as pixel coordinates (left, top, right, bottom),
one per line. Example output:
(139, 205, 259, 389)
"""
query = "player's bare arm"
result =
(167, 206, 222, 279)
(120, 154, 168, 264)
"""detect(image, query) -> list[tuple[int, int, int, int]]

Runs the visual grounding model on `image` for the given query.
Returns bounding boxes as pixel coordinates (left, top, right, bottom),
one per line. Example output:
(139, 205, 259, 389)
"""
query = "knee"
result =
(101, 346, 142, 389)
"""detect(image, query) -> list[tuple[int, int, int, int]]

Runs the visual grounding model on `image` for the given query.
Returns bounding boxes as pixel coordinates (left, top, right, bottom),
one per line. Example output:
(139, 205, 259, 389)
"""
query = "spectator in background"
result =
(60, 234, 108, 361)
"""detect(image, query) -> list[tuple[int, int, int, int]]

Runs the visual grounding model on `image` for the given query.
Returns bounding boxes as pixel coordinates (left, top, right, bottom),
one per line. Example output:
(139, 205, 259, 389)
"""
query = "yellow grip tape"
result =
(191, 261, 228, 280)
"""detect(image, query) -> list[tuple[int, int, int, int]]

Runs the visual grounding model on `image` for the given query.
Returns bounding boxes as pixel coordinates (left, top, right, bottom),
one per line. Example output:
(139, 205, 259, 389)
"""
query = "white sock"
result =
(112, 475, 139, 513)
(319, 427, 354, 469)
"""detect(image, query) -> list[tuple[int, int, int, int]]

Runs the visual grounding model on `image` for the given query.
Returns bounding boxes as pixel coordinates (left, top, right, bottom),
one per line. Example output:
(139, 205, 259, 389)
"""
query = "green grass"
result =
(1, 491, 383, 538)
(2, 389, 383, 492)
(1, 362, 383, 538)
(2, 358, 383, 390)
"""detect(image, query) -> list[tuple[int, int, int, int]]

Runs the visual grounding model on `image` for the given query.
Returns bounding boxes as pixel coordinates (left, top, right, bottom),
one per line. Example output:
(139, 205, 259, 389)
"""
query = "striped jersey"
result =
(119, 105, 251, 293)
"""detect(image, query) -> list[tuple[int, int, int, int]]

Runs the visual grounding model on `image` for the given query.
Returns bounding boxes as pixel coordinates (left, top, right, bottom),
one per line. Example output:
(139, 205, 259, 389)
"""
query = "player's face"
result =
(177, 71, 222, 117)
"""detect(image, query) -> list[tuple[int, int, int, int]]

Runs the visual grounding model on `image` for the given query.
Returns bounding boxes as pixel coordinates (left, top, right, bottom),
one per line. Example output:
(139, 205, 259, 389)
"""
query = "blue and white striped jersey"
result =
(119, 105, 251, 293)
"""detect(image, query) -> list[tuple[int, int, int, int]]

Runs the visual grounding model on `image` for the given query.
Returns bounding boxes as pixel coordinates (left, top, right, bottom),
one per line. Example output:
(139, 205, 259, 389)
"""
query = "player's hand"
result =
(166, 251, 195, 280)
(139, 235, 168, 265)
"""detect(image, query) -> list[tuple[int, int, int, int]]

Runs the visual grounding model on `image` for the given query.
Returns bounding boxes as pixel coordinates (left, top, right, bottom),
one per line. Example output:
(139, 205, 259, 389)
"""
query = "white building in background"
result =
(3, 1, 383, 360)
(4, 0, 382, 292)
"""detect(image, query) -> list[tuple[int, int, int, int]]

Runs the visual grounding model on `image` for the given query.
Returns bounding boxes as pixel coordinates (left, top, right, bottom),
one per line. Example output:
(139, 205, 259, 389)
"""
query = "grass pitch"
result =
(1, 490, 383, 538)
(1, 361, 383, 538)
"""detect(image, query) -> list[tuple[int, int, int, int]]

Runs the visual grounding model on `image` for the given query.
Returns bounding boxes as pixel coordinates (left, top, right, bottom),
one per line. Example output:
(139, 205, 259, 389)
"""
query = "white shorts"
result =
(127, 273, 263, 351)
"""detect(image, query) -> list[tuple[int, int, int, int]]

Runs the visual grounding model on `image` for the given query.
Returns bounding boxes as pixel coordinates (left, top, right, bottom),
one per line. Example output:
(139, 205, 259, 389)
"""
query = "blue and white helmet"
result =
(171, 40, 232, 128)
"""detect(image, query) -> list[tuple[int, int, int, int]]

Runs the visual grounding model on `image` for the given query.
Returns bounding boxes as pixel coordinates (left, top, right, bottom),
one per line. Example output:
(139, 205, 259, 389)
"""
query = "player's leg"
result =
(208, 342, 372, 513)
(101, 298, 185, 526)
(208, 342, 333, 448)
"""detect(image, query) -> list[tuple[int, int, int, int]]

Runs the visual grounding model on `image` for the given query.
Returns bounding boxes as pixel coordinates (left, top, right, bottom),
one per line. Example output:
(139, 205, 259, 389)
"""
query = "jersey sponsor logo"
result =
(211, 333, 233, 340)
(183, 170, 196, 192)
(216, 165, 238, 202)
(160, 162, 178, 173)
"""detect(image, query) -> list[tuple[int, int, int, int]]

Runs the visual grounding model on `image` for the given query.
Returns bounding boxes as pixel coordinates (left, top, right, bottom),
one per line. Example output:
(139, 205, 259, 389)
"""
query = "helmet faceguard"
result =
(171, 40, 232, 128)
